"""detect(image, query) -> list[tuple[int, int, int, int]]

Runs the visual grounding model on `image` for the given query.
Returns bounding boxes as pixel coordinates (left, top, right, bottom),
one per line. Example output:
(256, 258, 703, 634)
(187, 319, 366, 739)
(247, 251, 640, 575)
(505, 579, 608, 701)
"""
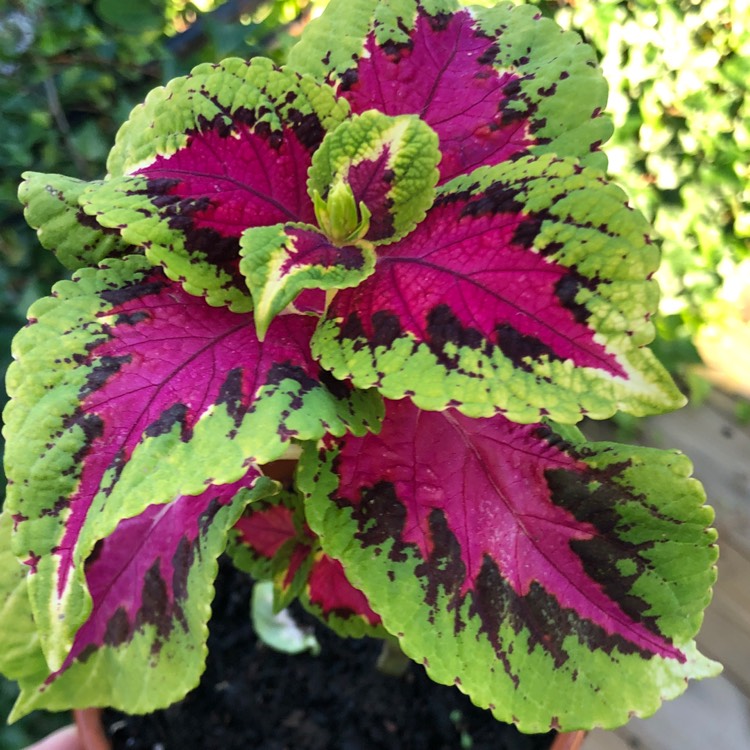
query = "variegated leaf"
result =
(229, 489, 383, 637)
(18, 173, 135, 270)
(4, 256, 380, 671)
(81, 57, 350, 311)
(313, 156, 684, 423)
(288, 0, 612, 182)
(239, 223, 376, 339)
(304, 553, 384, 638)
(298, 397, 719, 732)
(307, 110, 440, 244)
(230, 491, 313, 608)
(0, 512, 46, 687)
(1, 475, 275, 719)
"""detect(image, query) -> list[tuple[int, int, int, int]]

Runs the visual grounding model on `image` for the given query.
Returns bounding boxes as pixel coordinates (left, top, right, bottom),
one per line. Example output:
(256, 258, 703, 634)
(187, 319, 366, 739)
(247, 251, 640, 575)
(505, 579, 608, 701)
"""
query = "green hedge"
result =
(548, 0, 749, 372)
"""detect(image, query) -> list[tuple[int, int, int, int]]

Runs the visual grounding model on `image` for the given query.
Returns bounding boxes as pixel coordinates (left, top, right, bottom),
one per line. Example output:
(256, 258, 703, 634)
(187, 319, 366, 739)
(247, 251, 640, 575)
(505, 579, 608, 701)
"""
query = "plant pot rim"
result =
(73, 709, 110, 750)
(551, 729, 587, 750)
(74, 708, 586, 750)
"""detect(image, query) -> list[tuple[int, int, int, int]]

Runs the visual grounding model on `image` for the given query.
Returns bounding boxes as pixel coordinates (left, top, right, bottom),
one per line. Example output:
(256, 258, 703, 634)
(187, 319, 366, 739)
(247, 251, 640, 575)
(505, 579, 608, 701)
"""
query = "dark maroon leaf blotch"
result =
(381, 37, 413, 59)
(473, 555, 653, 671)
(495, 323, 565, 373)
(114, 311, 150, 326)
(458, 183, 525, 219)
(510, 213, 546, 249)
(426, 305, 487, 370)
(289, 111, 327, 151)
(317, 367, 354, 401)
(426, 11, 452, 32)
(171, 536, 195, 630)
(339, 68, 360, 91)
(76, 208, 124, 237)
(103, 607, 131, 648)
(569, 537, 654, 630)
(75, 644, 98, 665)
(370, 311, 403, 349)
(39, 497, 71, 519)
(99, 277, 167, 307)
(100, 449, 127, 498)
(197, 111, 236, 137)
(531, 424, 575, 452)
(197, 497, 224, 537)
(348, 481, 408, 562)
(414, 509, 467, 629)
(339, 312, 367, 344)
(135, 561, 173, 644)
(265, 362, 320, 396)
(469, 556, 521, 686)
(554, 273, 595, 325)
(62, 412, 105, 453)
(544, 463, 678, 647)
(85, 539, 105, 571)
(477, 43, 500, 65)
(216, 368, 246, 428)
(143, 403, 191, 441)
(545, 464, 629, 533)
(145, 180, 184, 209)
(79, 355, 131, 399)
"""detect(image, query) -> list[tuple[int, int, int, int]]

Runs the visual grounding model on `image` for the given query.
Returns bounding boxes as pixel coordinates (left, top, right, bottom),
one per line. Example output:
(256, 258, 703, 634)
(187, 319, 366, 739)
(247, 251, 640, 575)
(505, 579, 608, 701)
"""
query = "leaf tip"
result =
(253, 304, 272, 343)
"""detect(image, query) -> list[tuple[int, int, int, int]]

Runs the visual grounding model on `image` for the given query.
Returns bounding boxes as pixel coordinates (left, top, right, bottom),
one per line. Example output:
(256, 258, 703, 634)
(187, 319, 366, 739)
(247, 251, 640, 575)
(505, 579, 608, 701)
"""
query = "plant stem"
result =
(376, 636, 412, 677)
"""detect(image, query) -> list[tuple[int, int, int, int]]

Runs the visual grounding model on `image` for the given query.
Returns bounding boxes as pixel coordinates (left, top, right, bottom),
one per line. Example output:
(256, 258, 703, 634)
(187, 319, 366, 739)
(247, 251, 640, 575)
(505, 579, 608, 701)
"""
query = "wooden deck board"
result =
(697, 543, 750, 698)
(583, 676, 750, 750)
(708, 542, 750, 633)
(583, 730, 631, 750)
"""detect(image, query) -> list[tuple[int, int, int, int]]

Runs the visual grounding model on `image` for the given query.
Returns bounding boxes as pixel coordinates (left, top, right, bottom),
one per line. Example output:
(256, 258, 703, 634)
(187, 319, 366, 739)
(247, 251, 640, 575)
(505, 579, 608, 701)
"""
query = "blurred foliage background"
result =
(0, 0, 748, 746)
(550, 0, 750, 401)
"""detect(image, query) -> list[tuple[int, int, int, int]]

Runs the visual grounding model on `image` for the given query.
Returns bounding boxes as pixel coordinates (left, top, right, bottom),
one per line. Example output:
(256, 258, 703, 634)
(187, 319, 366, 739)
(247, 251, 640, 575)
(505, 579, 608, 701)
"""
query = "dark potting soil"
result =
(103, 561, 555, 750)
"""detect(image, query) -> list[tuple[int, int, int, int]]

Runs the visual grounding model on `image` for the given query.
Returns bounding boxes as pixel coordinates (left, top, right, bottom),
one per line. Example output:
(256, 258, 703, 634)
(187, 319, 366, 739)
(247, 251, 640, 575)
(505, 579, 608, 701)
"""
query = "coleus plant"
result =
(0, 0, 719, 735)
